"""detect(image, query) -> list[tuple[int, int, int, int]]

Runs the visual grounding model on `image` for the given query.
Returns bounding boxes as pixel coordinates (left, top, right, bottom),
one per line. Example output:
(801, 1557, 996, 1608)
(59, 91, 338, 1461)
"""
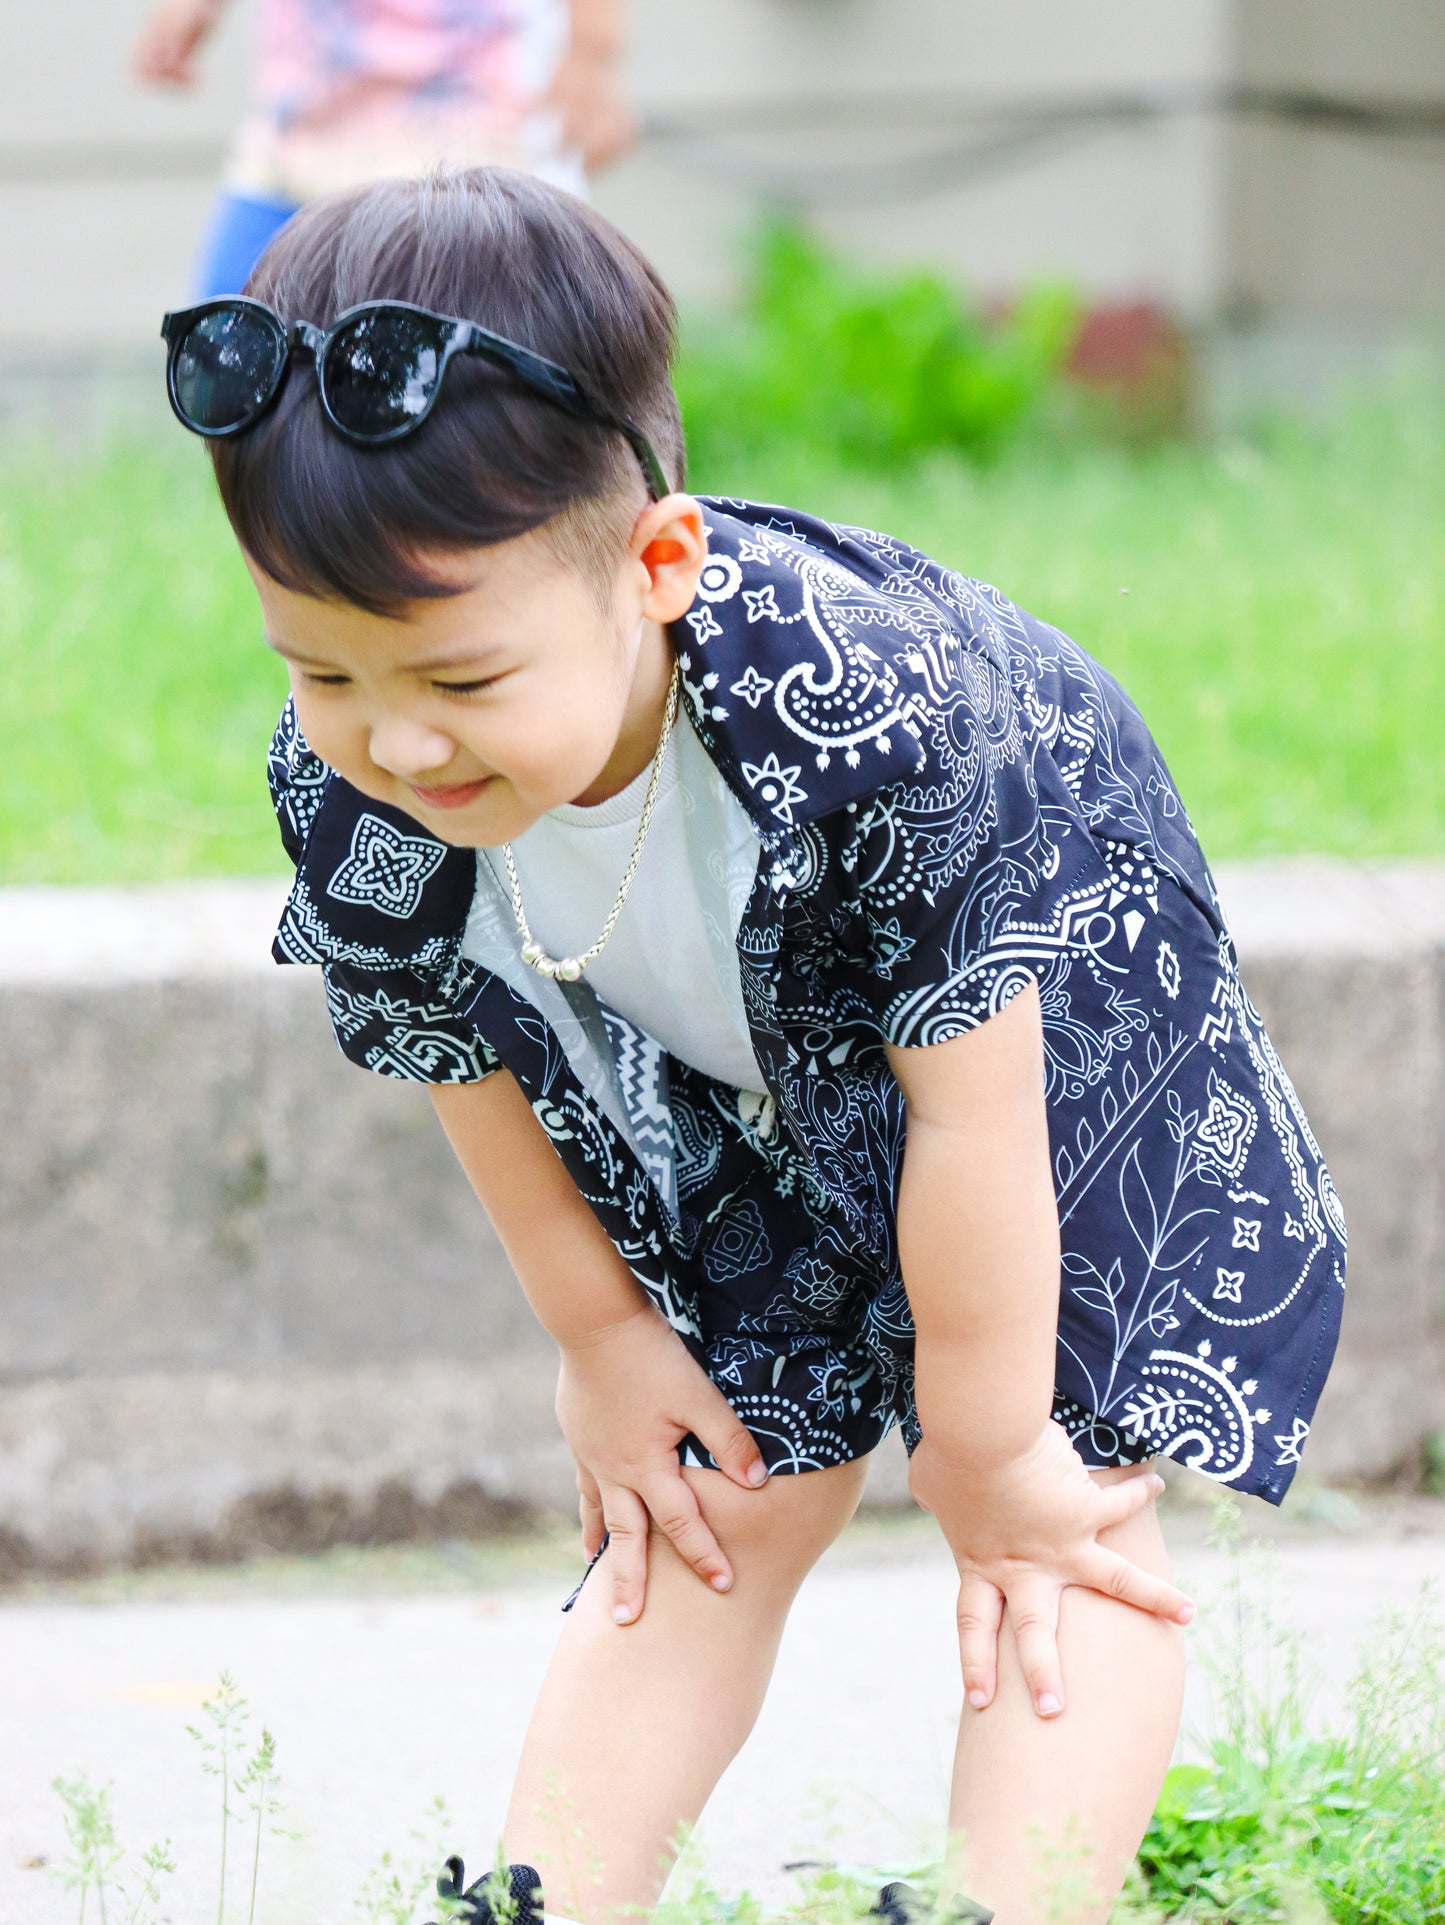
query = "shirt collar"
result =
(673, 497, 932, 847)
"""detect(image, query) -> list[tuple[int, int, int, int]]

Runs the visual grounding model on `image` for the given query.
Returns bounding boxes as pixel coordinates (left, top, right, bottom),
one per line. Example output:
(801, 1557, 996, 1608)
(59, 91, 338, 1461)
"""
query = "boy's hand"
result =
(909, 1419, 1194, 1719)
(133, 0, 225, 86)
(555, 1305, 768, 1624)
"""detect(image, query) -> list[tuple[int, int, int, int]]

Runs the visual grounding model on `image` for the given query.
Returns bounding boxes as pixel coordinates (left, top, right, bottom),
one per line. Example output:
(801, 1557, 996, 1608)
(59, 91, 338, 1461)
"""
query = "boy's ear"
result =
(632, 494, 708, 624)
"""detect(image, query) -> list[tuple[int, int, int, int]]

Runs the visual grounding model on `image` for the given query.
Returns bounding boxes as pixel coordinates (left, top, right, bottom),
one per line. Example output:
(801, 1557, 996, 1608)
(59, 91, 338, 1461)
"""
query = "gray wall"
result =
(0, 0, 1440, 379)
(1227, 0, 1445, 319)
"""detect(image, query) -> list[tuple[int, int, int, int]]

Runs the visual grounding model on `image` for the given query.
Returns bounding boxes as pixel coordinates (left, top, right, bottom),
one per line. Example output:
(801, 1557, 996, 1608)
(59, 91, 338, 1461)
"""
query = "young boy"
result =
(160, 167, 1346, 1925)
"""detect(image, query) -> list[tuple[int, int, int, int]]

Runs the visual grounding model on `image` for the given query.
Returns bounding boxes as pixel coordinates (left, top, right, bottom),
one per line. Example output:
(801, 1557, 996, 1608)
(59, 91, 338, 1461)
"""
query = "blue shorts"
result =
(194, 192, 300, 300)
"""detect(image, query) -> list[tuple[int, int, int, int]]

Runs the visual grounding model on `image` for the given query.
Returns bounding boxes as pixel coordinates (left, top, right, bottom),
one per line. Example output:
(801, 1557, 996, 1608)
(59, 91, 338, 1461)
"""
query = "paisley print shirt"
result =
(267, 498, 1346, 1502)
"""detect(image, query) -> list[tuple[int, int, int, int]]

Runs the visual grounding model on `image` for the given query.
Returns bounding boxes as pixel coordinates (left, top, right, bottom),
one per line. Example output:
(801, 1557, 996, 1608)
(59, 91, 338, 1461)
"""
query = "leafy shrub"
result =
(1126, 1511, 1445, 1924)
(676, 222, 1078, 475)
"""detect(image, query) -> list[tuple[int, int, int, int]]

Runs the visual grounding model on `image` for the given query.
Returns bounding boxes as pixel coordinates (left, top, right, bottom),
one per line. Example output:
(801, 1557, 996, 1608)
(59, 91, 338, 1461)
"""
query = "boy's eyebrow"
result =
(402, 646, 506, 674)
(264, 636, 504, 673)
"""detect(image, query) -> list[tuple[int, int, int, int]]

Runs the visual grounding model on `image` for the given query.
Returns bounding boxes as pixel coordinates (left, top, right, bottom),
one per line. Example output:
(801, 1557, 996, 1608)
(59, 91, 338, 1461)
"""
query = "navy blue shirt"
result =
(269, 499, 1345, 1502)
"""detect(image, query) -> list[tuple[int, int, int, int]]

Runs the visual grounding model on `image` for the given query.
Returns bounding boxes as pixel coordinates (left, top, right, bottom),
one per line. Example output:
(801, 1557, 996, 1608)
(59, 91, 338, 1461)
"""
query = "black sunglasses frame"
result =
(160, 296, 669, 500)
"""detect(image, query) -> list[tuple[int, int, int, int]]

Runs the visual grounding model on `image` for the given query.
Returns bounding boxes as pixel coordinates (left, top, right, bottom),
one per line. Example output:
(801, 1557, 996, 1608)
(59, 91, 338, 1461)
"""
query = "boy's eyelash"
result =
(298, 674, 496, 695)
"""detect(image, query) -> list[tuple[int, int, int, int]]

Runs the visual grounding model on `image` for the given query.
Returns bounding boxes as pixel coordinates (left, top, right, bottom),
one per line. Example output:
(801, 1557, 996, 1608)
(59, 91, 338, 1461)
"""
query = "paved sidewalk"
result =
(5, 1510, 1443, 1925)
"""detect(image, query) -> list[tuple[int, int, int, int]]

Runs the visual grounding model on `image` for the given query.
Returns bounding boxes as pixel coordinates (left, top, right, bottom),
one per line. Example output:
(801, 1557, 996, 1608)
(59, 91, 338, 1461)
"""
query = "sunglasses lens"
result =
(322, 309, 450, 439)
(171, 305, 285, 432)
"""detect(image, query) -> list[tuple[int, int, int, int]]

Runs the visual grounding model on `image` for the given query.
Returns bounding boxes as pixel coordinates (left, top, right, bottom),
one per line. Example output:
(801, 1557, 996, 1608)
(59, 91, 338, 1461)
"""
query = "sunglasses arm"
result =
(458, 323, 669, 500)
(617, 429, 670, 502)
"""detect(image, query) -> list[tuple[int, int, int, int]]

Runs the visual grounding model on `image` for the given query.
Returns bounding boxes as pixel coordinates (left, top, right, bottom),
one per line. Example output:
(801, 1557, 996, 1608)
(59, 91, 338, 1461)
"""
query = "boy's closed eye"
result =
(296, 671, 501, 697)
(433, 676, 502, 699)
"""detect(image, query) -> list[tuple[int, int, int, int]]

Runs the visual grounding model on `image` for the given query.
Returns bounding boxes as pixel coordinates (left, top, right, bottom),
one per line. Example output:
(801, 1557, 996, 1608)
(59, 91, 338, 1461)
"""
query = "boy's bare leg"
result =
(505, 1457, 870, 1923)
(946, 1469, 1185, 1925)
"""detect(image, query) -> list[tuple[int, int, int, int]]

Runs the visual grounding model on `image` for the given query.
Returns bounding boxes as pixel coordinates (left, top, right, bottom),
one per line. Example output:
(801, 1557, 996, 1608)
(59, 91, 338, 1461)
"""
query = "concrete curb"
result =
(2, 861, 1443, 1571)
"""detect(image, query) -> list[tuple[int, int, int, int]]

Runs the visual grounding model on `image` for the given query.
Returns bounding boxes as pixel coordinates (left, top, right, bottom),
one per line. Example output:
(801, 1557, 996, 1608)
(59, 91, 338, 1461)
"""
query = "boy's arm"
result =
(887, 981, 1194, 1718)
(431, 1072, 767, 1621)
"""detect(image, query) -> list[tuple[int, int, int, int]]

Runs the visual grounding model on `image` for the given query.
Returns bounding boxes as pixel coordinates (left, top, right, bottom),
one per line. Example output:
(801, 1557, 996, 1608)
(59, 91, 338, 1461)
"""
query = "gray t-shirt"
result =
(481, 709, 765, 1092)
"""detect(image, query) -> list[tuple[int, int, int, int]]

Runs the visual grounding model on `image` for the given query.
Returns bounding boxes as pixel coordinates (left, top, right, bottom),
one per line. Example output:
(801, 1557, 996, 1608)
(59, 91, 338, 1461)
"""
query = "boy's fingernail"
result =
(746, 1461, 769, 1487)
(966, 1688, 989, 1709)
(1177, 1602, 1196, 1624)
(1037, 1692, 1063, 1716)
(710, 1572, 733, 1592)
(613, 1604, 634, 1624)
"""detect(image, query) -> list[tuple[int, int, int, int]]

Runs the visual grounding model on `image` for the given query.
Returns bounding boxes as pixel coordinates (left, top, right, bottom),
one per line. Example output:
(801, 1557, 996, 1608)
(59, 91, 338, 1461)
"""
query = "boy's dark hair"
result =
(211, 168, 684, 615)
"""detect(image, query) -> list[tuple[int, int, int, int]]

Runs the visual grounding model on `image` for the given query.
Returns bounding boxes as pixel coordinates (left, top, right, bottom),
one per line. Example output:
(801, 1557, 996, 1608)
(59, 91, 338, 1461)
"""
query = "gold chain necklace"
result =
(503, 665, 681, 982)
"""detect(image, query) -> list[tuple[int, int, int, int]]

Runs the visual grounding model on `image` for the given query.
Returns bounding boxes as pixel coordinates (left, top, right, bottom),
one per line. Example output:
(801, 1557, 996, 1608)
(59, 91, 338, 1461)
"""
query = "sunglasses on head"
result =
(160, 295, 669, 499)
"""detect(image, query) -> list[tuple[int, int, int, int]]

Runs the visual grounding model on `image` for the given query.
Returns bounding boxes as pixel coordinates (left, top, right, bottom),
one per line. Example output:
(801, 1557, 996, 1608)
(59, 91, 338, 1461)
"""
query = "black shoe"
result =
(429, 1858, 545, 1925)
(872, 1879, 994, 1925)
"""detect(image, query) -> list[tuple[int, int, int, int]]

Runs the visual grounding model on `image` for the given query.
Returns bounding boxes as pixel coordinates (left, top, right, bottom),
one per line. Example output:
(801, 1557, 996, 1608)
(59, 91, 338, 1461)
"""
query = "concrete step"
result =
(2, 861, 1443, 1571)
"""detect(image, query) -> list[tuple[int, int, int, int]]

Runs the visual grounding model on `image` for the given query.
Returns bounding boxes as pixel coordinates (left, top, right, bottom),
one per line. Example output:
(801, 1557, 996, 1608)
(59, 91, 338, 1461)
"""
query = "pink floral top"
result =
(227, 0, 582, 203)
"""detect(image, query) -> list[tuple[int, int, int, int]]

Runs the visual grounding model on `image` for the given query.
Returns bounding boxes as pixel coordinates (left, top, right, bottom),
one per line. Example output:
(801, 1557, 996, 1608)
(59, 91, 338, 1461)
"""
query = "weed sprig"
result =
(51, 1774, 174, 1925)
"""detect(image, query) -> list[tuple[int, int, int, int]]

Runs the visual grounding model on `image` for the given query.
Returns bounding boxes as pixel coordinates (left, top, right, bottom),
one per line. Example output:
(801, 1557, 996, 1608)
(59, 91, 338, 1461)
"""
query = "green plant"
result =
(237, 1727, 297, 1925)
(51, 1772, 175, 1925)
(187, 1672, 250, 1924)
(185, 1673, 296, 1925)
(676, 220, 1078, 473)
(657, 1853, 886, 1925)
(52, 1773, 124, 1924)
(1129, 1503, 1445, 1923)
(354, 1795, 457, 1925)
(684, 380, 1445, 863)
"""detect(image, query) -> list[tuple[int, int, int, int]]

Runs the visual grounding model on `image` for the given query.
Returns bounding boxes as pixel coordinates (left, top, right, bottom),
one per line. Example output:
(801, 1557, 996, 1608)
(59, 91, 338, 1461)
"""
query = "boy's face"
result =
(250, 496, 706, 846)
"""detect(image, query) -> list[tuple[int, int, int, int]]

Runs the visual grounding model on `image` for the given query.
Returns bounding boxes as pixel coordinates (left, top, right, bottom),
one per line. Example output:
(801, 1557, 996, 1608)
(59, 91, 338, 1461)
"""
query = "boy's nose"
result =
(368, 715, 458, 781)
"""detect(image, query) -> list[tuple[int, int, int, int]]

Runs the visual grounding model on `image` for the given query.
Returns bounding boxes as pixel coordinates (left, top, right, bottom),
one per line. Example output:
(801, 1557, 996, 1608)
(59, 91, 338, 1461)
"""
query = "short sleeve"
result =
(266, 700, 499, 1086)
(267, 695, 332, 867)
(322, 960, 501, 1083)
(848, 658, 1103, 1049)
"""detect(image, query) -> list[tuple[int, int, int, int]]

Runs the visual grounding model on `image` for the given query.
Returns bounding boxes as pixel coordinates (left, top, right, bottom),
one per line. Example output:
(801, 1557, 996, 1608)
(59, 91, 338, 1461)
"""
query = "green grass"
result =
(2, 381, 1441, 885)
(0, 443, 290, 883)
(685, 387, 1445, 864)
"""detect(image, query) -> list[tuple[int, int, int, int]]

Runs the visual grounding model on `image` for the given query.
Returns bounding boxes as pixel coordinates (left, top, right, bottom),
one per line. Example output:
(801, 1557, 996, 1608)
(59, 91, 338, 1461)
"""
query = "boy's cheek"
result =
(290, 701, 380, 801)
(289, 690, 352, 772)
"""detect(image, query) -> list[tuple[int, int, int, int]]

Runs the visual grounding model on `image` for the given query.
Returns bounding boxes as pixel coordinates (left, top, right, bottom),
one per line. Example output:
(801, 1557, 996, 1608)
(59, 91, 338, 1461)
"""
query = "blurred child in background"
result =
(134, 0, 632, 294)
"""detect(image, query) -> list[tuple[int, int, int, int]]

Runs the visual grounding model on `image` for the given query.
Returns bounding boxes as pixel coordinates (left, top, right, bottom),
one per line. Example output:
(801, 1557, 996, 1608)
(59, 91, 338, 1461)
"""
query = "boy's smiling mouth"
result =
(409, 777, 492, 810)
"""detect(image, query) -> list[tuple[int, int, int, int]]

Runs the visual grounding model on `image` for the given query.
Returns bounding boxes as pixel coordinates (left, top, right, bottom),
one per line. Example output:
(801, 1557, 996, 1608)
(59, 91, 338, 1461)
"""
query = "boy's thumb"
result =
(700, 1400, 770, 1489)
